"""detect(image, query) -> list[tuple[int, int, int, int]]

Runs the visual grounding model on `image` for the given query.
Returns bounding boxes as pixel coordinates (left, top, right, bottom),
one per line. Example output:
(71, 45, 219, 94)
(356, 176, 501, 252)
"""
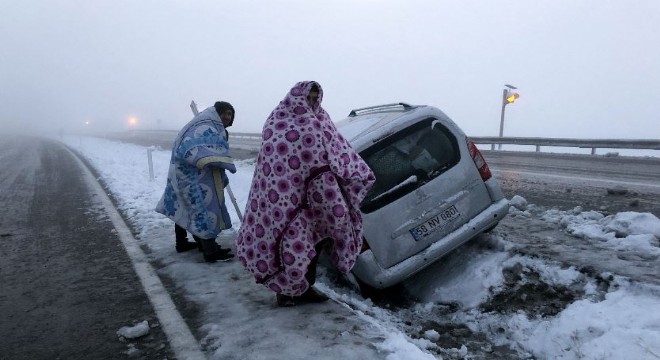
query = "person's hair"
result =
(310, 83, 319, 93)
(214, 101, 235, 127)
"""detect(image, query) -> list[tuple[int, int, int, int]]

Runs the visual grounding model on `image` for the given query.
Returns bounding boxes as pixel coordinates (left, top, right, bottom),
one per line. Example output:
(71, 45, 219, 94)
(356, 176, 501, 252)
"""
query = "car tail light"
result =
(360, 236, 370, 253)
(467, 139, 492, 181)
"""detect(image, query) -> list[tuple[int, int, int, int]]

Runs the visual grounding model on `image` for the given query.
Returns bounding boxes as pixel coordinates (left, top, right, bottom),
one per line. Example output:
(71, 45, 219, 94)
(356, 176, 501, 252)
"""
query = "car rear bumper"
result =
(352, 198, 510, 288)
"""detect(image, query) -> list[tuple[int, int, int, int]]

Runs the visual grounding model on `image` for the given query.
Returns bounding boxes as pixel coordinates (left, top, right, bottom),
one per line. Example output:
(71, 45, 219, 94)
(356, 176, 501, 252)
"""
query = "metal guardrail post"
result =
(147, 148, 155, 181)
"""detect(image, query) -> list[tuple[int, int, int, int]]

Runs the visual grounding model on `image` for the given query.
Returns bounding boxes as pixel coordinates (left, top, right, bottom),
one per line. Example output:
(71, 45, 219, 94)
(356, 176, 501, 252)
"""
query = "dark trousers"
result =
(306, 253, 319, 287)
(306, 239, 330, 287)
(175, 224, 220, 254)
(174, 224, 188, 242)
(175, 224, 208, 242)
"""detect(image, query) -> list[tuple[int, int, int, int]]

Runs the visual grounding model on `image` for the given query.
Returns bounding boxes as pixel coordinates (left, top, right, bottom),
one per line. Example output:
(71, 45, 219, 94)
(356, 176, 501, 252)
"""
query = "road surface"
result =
(483, 150, 660, 216)
(0, 135, 174, 359)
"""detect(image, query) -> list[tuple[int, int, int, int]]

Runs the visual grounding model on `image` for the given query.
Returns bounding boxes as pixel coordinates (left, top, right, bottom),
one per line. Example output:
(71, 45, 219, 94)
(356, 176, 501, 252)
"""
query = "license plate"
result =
(409, 205, 460, 241)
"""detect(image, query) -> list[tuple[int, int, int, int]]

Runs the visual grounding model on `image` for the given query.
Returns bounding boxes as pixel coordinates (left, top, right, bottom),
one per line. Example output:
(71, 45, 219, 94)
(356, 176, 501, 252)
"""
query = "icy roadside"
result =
(62, 136, 660, 359)
(396, 196, 660, 359)
(62, 136, 439, 360)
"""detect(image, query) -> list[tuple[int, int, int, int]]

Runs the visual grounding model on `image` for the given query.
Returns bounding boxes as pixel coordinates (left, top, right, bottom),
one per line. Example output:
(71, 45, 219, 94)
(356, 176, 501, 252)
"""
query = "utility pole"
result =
(498, 84, 519, 150)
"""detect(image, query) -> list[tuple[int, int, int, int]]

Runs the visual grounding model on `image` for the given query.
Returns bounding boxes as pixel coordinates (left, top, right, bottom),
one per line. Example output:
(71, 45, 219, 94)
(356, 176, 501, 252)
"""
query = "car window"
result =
(359, 118, 459, 213)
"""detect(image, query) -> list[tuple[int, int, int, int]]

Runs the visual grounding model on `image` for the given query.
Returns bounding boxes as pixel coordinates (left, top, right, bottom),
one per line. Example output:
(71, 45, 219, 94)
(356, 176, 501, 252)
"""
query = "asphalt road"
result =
(483, 150, 660, 216)
(0, 135, 173, 359)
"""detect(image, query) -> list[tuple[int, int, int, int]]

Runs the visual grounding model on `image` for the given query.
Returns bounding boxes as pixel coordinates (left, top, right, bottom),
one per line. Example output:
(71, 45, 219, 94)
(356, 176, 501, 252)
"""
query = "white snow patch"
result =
(117, 320, 150, 339)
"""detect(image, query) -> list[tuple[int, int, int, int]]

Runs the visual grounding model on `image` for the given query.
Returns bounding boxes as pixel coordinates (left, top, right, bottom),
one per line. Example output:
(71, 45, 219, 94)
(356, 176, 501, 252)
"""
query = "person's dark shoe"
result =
(175, 240, 200, 253)
(216, 246, 232, 254)
(200, 244, 231, 254)
(197, 239, 231, 253)
(203, 250, 234, 263)
(276, 294, 298, 307)
(300, 287, 329, 303)
(276, 287, 329, 307)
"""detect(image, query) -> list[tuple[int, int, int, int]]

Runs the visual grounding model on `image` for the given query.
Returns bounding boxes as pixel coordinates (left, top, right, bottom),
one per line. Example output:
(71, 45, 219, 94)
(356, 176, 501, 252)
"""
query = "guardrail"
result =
(230, 132, 659, 155)
(470, 136, 660, 154)
(230, 132, 262, 139)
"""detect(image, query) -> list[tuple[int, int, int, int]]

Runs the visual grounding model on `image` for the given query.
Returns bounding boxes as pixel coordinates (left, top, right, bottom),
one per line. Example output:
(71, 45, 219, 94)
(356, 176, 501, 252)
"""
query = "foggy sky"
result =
(1, 0, 659, 139)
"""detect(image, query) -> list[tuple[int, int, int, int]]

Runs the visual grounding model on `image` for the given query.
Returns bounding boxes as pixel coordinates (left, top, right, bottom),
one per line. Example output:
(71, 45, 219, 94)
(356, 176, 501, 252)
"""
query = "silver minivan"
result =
(335, 103, 510, 289)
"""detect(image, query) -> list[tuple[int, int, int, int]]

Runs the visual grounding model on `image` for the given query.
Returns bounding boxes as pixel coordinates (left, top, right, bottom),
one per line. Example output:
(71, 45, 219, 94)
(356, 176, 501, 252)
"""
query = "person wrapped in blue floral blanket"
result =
(155, 101, 237, 262)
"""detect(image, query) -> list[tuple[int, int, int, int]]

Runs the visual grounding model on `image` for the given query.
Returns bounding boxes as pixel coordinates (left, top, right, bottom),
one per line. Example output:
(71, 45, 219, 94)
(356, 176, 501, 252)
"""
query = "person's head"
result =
(214, 101, 235, 128)
(307, 83, 320, 108)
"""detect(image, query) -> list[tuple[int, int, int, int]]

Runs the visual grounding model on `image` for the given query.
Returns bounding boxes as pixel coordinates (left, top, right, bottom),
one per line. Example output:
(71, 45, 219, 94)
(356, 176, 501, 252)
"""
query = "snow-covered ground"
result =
(61, 136, 660, 360)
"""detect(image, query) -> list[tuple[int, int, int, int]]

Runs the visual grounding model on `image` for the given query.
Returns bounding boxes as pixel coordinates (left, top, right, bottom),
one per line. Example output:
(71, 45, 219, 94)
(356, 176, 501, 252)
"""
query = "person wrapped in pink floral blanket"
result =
(236, 81, 375, 306)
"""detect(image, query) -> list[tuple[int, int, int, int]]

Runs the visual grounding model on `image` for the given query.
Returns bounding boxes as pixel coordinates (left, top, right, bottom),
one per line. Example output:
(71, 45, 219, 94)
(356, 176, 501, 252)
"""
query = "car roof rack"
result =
(348, 102, 414, 117)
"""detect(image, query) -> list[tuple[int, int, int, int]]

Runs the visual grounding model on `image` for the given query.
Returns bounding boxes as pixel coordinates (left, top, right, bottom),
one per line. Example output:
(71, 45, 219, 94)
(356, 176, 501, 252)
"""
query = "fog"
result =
(1, 0, 659, 139)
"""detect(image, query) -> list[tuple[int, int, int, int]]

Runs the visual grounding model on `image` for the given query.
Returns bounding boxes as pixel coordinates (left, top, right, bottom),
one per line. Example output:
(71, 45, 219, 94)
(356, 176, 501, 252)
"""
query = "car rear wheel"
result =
(352, 275, 380, 299)
(350, 273, 416, 306)
(343, 272, 383, 299)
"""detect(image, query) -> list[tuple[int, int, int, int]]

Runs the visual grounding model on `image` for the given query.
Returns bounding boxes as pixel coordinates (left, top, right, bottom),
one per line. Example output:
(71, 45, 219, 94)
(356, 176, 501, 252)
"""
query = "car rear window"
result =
(359, 118, 459, 213)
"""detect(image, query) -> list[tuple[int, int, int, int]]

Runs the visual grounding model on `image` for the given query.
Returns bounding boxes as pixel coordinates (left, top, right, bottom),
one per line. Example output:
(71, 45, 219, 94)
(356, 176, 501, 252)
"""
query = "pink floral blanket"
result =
(236, 81, 375, 296)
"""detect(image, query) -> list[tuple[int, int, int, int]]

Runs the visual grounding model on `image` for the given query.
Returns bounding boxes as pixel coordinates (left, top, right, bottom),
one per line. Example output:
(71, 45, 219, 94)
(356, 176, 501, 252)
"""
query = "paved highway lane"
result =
(483, 150, 660, 216)
(483, 150, 660, 184)
(0, 135, 174, 359)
